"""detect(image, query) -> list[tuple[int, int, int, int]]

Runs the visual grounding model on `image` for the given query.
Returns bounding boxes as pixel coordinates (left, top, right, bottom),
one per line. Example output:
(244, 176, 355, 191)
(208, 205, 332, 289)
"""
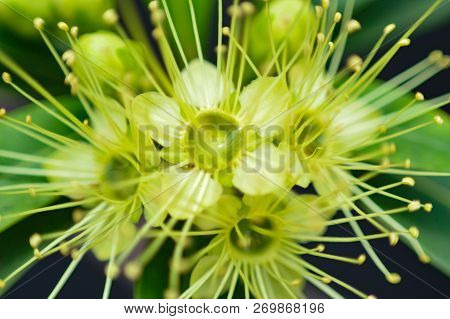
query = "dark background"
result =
(2, 0, 449, 298)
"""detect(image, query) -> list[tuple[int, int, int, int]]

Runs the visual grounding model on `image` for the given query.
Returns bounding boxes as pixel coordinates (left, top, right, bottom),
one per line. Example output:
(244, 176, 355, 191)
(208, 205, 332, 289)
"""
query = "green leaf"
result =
(389, 111, 450, 172)
(0, 208, 73, 295)
(134, 240, 174, 298)
(373, 175, 450, 276)
(0, 96, 85, 233)
(347, 0, 450, 53)
(158, 0, 217, 62)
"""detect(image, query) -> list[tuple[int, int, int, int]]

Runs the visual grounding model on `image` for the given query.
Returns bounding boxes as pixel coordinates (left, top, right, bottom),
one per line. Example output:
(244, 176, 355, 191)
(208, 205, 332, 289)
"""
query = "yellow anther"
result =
(62, 51, 76, 67)
(433, 115, 443, 125)
(71, 249, 80, 260)
(380, 158, 390, 169)
(124, 262, 143, 281)
(29, 233, 42, 248)
(429, 50, 443, 62)
(82, 119, 89, 126)
(105, 264, 120, 279)
(419, 254, 431, 264)
(403, 158, 411, 169)
(346, 54, 363, 72)
(57, 21, 69, 31)
(103, 9, 118, 25)
(334, 12, 342, 23)
(389, 233, 399, 246)
(415, 92, 425, 101)
(321, 277, 332, 284)
(151, 9, 165, 25)
(152, 28, 163, 40)
(398, 38, 411, 47)
(328, 42, 334, 50)
(25, 115, 32, 124)
(163, 289, 179, 299)
(0, 108, 6, 117)
(402, 177, 415, 187)
(70, 26, 79, 38)
(316, 244, 325, 252)
(222, 26, 230, 36)
(357, 254, 366, 265)
(321, 0, 329, 9)
(437, 55, 450, 68)
(240, 2, 255, 15)
(409, 226, 420, 238)
(386, 273, 401, 284)
(148, 0, 159, 11)
(423, 203, 433, 213)
(367, 295, 377, 299)
(0, 279, 5, 289)
(316, 33, 325, 43)
(227, 4, 242, 18)
(2, 72, 11, 84)
(347, 19, 361, 33)
(33, 17, 45, 30)
(408, 200, 421, 212)
(383, 23, 396, 35)
(72, 209, 85, 223)
(378, 125, 387, 133)
(59, 242, 70, 256)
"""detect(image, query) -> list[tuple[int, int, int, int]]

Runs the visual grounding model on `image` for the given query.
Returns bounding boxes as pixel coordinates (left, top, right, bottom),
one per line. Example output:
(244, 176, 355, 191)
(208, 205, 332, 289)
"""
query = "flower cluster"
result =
(0, 0, 448, 299)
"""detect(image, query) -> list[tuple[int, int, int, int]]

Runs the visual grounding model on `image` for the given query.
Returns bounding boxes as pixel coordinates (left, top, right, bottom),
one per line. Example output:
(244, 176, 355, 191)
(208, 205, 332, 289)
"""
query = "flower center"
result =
(184, 110, 242, 171)
(229, 216, 279, 261)
(100, 155, 140, 200)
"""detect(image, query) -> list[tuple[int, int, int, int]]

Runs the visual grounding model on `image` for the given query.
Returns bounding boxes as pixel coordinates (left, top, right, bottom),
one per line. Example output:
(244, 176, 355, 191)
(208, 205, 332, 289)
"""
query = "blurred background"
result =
(0, 0, 449, 298)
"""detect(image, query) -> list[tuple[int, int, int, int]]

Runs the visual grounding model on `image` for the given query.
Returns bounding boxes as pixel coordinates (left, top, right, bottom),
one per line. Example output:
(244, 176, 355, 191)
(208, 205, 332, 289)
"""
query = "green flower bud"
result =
(249, 0, 317, 71)
(74, 31, 150, 93)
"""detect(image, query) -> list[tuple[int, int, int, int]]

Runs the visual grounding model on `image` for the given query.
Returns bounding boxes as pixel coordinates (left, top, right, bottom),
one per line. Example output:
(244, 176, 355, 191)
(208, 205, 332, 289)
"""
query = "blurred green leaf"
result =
(158, 0, 217, 62)
(347, 0, 450, 53)
(0, 96, 85, 233)
(134, 241, 173, 298)
(0, 208, 73, 295)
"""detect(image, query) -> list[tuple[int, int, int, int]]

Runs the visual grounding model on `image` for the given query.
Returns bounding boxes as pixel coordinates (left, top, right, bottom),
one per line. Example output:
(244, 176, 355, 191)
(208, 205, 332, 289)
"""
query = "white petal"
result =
(233, 143, 297, 195)
(238, 76, 291, 129)
(131, 92, 184, 146)
(174, 59, 233, 108)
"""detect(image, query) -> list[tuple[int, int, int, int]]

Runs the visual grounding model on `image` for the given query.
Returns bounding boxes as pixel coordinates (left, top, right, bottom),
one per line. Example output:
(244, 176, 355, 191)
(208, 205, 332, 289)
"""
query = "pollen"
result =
(103, 9, 119, 25)
(386, 273, 401, 284)
(433, 115, 443, 125)
(222, 27, 231, 36)
(408, 200, 421, 212)
(33, 17, 45, 30)
(347, 19, 361, 33)
(346, 54, 363, 72)
(398, 38, 411, 47)
(25, 115, 32, 124)
(419, 254, 431, 264)
(389, 233, 399, 246)
(415, 92, 425, 101)
(29, 233, 42, 248)
(321, 277, 332, 284)
(57, 22, 69, 32)
(423, 203, 433, 213)
(334, 12, 342, 23)
(402, 177, 415, 187)
(383, 23, 396, 35)
(124, 261, 143, 281)
(409, 226, 420, 239)
(357, 254, 367, 265)
(2, 72, 11, 84)
(70, 26, 79, 38)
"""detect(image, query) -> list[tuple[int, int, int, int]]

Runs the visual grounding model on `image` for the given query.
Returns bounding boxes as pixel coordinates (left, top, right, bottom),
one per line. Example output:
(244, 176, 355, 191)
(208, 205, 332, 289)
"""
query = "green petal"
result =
(160, 169, 222, 219)
(190, 254, 229, 298)
(131, 92, 184, 147)
(233, 143, 298, 196)
(196, 194, 242, 230)
(260, 264, 304, 299)
(174, 59, 233, 108)
(92, 98, 127, 144)
(92, 221, 137, 261)
(139, 173, 167, 227)
(283, 194, 330, 236)
(238, 76, 291, 129)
